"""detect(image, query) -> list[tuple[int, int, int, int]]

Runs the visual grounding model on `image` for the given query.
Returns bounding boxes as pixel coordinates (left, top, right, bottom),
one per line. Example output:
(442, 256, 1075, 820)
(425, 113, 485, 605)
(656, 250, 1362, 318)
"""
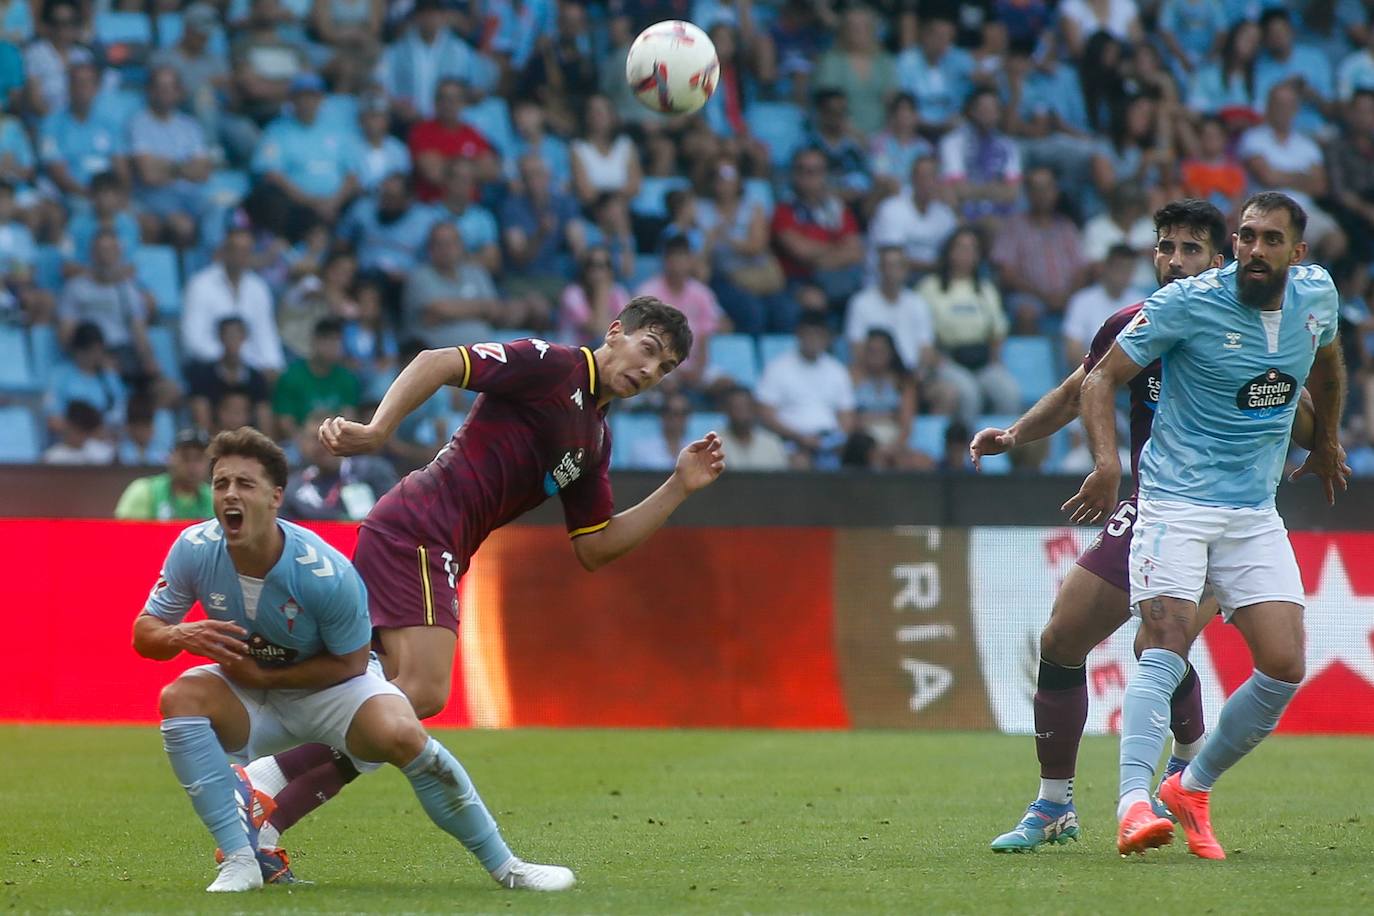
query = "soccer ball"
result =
(626, 20, 719, 115)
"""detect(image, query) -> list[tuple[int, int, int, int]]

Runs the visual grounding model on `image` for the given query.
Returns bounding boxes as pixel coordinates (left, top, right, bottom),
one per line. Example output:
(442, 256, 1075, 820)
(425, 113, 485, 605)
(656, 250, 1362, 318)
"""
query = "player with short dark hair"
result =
(134, 428, 575, 893)
(229, 297, 724, 882)
(977, 199, 1330, 852)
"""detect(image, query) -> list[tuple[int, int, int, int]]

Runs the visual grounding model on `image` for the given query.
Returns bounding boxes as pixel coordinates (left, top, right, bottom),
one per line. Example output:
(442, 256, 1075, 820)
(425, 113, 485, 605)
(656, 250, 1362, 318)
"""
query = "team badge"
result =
(281, 598, 300, 632)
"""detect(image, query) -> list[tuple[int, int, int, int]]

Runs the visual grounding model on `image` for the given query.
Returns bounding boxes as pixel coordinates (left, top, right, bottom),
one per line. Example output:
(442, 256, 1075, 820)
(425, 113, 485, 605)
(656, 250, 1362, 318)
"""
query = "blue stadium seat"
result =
(0, 406, 41, 462)
(745, 101, 806, 169)
(759, 333, 795, 368)
(1002, 336, 1058, 408)
(629, 254, 660, 289)
(151, 407, 176, 454)
(204, 170, 250, 209)
(28, 323, 61, 386)
(33, 245, 63, 292)
(461, 97, 516, 158)
(630, 176, 690, 219)
(0, 325, 39, 394)
(144, 325, 184, 386)
(486, 328, 538, 344)
(94, 12, 153, 47)
(705, 333, 759, 387)
(101, 87, 146, 126)
(909, 414, 948, 459)
(611, 412, 660, 467)
(132, 246, 181, 317)
(686, 411, 725, 441)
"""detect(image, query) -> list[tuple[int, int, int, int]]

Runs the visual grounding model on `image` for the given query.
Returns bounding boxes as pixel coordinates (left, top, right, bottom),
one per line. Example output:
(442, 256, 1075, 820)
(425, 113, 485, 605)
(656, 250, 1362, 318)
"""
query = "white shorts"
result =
(189, 654, 405, 773)
(1129, 498, 1305, 620)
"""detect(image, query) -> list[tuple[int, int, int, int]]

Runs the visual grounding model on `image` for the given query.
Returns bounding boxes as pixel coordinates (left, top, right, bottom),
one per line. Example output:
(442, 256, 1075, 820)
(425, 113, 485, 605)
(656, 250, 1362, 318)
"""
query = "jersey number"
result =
(1105, 502, 1136, 537)
(471, 342, 507, 363)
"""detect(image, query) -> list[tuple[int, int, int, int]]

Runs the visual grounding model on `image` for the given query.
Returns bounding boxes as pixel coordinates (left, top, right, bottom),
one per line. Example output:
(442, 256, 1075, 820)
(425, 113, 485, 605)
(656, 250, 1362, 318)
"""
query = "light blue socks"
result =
(161, 716, 251, 855)
(1118, 648, 1188, 815)
(401, 737, 513, 872)
(1183, 669, 1299, 792)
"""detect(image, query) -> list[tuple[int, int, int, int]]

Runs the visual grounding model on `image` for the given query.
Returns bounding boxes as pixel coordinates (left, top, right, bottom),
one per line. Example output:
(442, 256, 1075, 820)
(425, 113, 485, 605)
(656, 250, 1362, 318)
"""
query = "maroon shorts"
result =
(354, 524, 460, 635)
(1074, 498, 1137, 593)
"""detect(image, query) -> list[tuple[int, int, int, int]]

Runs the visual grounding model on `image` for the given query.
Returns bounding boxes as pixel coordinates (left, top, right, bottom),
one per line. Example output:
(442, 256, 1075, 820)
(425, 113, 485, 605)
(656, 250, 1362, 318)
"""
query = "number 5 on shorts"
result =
(1105, 502, 1137, 537)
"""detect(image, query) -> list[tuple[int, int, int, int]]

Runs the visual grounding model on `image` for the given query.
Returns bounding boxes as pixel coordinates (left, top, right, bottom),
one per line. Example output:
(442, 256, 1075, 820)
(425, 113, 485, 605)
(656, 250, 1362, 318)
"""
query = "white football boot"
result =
(493, 858, 576, 891)
(206, 849, 264, 893)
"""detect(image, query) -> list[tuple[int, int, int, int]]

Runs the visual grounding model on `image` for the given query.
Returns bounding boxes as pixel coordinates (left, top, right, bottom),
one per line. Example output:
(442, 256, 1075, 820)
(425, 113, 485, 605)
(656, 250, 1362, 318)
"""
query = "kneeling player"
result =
(134, 429, 574, 892)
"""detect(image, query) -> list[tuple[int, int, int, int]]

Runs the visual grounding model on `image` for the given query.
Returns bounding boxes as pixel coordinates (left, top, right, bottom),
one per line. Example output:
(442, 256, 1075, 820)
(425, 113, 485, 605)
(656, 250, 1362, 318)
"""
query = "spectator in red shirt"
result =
(770, 147, 865, 315)
(408, 77, 499, 203)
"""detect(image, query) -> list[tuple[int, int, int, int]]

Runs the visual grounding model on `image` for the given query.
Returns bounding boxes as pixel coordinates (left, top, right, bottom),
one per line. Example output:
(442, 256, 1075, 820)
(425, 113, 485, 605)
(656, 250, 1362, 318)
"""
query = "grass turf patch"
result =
(2, 726, 1371, 914)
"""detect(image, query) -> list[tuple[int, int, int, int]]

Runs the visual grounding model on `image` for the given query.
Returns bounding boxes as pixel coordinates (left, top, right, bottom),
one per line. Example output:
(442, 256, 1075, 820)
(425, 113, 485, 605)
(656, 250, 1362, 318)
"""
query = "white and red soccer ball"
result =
(626, 20, 719, 115)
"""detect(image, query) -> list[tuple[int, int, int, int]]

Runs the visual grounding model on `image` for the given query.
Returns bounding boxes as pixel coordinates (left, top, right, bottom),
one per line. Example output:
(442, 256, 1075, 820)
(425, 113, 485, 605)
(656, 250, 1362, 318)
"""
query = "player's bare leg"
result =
(345, 694, 575, 891)
(376, 625, 458, 719)
(159, 672, 262, 892)
(1162, 601, 1304, 860)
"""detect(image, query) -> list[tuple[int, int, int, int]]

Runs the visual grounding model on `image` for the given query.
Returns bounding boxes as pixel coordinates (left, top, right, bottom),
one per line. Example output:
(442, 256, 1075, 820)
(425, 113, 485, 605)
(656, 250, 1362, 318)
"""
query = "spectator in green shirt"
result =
(271, 316, 361, 438)
(113, 429, 214, 520)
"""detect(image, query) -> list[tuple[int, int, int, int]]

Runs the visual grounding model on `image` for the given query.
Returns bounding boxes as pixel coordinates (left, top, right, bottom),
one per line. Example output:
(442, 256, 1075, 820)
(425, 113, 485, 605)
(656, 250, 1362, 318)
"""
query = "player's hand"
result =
(1062, 463, 1120, 525)
(674, 432, 725, 493)
(218, 654, 273, 690)
(171, 620, 249, 665)
(1289, 442, 1350, 506)
(969, 426, 1015, 471)
(319, 416, 385, 456)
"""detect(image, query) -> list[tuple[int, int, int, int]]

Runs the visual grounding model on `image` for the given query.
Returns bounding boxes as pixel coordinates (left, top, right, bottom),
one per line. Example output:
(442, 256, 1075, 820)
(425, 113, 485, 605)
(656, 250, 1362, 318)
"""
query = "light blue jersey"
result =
(144, 518, 371, 666)
(1116, 261, 1339, 508)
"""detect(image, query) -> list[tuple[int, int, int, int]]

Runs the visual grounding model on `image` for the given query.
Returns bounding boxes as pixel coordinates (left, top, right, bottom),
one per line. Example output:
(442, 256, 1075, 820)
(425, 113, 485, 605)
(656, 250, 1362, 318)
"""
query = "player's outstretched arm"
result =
(320, 348, 468, 455)
(572, 433, 726, 572)
(1290, 340, 1349, 505)
(970, 365, 1087, 470)
(1063, 344, 1143, 524)
(132, 613, 249, 664)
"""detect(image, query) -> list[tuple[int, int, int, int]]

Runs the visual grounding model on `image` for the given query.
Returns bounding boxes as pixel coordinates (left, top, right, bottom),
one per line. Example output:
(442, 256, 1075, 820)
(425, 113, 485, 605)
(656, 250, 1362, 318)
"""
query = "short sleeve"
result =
(1116, 283, 1190, 366)
(456, 338, 585, 399)
(314, 568, 373, 656)
(115, 477, 154, 519)
(142, 533, 199, 623)
(561, 435, 613, 538)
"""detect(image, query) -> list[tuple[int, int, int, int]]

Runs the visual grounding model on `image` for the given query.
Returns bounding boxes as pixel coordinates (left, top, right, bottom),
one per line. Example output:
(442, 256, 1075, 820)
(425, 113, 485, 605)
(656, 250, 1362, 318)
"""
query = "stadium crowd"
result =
(1, 0, 1373, 519)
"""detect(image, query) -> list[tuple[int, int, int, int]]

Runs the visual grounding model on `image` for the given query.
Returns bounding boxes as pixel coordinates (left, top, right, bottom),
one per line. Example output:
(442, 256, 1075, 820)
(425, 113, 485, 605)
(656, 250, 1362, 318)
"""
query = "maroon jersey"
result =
(363, 339, 613, 579)
(1083, 302, 1160, 485)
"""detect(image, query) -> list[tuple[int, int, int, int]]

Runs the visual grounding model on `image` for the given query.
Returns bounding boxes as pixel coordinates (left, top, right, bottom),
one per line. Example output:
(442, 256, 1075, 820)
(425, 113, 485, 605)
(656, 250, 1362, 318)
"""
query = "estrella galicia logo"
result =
(246, 632, 298, 668)
(1236, 368, 1297, 418)
(1143, 373, 1161, 412)
(543, 448, 587, 495)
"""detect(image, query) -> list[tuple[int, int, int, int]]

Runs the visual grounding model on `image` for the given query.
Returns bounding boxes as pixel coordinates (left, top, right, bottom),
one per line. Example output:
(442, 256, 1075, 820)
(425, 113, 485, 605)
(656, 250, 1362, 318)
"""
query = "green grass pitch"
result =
(3, 726, 1372, 914)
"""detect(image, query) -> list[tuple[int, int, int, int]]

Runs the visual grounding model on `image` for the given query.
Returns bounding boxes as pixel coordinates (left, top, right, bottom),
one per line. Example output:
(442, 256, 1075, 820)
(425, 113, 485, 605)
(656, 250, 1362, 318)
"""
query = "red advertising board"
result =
(2, 521, 1372, 734)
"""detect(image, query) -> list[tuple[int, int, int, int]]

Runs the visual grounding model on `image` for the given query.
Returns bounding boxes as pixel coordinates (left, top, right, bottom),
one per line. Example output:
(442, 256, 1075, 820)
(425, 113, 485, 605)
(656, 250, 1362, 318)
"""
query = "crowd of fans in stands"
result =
(2, 0, 1374, 520)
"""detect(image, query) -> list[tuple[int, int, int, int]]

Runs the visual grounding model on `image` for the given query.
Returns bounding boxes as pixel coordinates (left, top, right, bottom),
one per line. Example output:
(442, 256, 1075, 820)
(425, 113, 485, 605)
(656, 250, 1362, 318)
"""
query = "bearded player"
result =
(975, 200, 1329, 852)
(229, 297, 725, 883)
